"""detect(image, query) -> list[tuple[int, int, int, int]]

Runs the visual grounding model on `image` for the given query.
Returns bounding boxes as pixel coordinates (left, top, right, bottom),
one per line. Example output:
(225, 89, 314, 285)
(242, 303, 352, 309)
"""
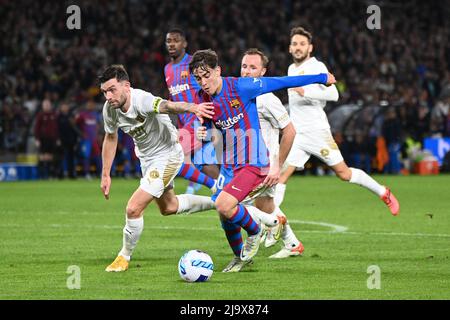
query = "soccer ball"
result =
(178, 250, 214, 282)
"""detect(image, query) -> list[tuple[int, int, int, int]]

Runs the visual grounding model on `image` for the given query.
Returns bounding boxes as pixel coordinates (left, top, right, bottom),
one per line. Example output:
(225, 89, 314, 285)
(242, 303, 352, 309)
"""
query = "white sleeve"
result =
(303, 84, 339, 101)
(302, 61, 339, 102)
(135, 90, 165, 115)
(261, 94, 291, 129)
(102, 103, 118, 134)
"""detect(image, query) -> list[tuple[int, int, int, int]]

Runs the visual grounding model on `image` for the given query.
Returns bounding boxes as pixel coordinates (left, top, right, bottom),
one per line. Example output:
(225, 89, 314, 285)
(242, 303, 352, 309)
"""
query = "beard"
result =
(292, 51, 309, 64)
(109, 93, 127, 110)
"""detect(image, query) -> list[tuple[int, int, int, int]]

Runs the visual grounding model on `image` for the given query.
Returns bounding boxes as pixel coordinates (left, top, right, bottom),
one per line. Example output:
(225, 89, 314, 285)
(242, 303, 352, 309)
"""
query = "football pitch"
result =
(1, 175, 449, 300)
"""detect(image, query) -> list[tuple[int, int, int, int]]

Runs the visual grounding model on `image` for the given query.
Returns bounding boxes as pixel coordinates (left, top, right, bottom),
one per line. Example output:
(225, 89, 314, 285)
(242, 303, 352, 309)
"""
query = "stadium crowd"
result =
(1, 0, 450, 177)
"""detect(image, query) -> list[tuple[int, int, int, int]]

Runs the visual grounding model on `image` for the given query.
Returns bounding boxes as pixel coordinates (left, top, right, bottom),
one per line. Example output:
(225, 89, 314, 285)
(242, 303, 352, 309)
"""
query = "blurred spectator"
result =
(412, 104, 431, 142)
(430, 98, 450, 137)
(382, 108, 402, 174)
(347, 132, 374, 174)
(57, 102, 80, 178)
(34, 99, 59, 179)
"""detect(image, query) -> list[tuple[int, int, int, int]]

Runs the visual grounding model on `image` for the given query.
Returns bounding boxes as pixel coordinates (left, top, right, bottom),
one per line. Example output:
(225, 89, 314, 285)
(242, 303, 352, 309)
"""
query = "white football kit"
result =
(285, 57, 342, 169)
(240, 92, 291, 203)
(103, 88, 184, 197)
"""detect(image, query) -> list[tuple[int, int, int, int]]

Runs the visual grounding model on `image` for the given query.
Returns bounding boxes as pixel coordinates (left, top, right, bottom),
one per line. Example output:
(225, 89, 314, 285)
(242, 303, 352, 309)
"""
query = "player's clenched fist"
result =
(326, 72, 336, 86)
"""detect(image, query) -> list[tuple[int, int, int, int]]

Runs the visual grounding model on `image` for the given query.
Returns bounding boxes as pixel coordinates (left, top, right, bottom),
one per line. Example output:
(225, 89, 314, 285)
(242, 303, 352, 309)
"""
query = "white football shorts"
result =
(241, 184, 276, 206)
(285, 128, 344, 170)
(139, 143, 184, 198)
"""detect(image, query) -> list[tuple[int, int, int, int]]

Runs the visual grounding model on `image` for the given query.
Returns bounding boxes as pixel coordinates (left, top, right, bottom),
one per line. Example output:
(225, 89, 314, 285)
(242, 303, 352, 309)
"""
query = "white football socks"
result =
(274, 183, 286, 206)
(246, 205, 279, 227)
(281, 223, 300, 249)
(176, 194, 215, 215)
(119, 216, 144, 260)
(349, 168, 386, 197)
(274, 207, 300, 249)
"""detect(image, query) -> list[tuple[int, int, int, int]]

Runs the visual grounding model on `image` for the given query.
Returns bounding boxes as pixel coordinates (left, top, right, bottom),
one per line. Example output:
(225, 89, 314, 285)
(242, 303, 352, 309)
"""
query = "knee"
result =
(215, 200, 234, 218)
(126, 204, 143, 219)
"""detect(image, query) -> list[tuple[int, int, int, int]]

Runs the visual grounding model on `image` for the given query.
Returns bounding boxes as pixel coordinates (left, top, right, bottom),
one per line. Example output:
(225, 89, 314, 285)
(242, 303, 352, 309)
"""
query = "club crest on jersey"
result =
(320, 149, 330, 157)
(229, 99, 241, 109)
(148, 170, 160, 179)
(181, 71, 189, 79)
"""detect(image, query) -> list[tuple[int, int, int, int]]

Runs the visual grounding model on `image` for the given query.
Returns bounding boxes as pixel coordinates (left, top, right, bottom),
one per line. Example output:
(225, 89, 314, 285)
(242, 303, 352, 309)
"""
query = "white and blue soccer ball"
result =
(178, 250, 214, 282)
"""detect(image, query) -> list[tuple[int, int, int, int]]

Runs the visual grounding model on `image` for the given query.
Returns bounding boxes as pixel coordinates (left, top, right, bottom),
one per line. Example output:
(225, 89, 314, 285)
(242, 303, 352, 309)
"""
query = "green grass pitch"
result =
(1, 175, 449, 299)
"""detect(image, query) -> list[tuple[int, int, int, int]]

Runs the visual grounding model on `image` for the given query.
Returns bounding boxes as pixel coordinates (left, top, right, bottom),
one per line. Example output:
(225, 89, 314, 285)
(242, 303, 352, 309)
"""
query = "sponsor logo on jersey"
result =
(136, 114, 145, 123)
(215, 113, 244, 129)
(129, 125, 147, 139)
(169, 83, 190, 96)
(229, 99, 241, 109)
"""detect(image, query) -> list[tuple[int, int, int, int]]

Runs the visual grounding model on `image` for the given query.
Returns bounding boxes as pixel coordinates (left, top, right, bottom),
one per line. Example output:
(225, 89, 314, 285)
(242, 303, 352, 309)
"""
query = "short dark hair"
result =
(167, 27, 186, 39)
(290, 26, 313, 43)
(189, 49, 218, 73)
(98, 64, 129, 84)
(243, 48, 269, 68)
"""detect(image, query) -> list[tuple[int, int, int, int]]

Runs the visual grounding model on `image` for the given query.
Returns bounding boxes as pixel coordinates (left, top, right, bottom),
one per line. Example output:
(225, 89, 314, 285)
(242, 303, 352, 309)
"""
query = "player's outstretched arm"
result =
(101, 132, 118, 200)
(240, 73, 336, 99)
(158, 101, 214, 122)
(261, 73, 336, 92)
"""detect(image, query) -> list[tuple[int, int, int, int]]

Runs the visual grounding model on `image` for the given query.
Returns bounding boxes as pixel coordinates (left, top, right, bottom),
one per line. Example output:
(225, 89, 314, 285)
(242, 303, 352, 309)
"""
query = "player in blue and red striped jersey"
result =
(164, 29, 219, 194)
(189, 49, 335, 261)
(76, 99, 102, 179)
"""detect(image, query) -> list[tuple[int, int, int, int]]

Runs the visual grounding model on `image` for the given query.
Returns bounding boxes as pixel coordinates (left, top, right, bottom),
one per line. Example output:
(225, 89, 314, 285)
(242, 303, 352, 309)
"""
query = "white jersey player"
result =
(254, 91, 305, 258)
(275, 27, 400, 216)
(99, 65, 216, 272)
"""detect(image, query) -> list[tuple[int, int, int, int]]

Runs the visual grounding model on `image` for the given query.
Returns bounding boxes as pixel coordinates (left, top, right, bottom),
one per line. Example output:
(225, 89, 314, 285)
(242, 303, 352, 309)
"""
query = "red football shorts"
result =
(222, 166, 267, 202)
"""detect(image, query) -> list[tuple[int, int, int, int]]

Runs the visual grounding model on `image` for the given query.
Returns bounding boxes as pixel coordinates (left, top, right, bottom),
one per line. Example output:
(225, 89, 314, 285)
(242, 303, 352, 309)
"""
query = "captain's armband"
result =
(153, 97, 163, 113)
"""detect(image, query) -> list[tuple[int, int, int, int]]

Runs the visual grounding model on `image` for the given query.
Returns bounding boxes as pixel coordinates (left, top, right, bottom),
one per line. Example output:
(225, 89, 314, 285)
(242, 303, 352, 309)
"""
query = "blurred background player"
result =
(75, 99, 102, 180)
(275, 27, 400, 216)
(190, 49, 335, 263)
(111, 130, 140, 178)
(164, 28, 219, 194)
(99, 65, 216, 272)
